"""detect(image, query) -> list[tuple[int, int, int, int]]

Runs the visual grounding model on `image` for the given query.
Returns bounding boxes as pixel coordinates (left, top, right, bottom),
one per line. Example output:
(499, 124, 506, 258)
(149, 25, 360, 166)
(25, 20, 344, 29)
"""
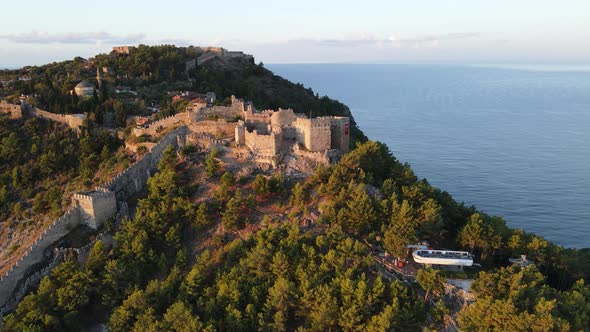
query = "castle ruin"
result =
(131, 94, 349, 167)
(234, 98, 350, 166)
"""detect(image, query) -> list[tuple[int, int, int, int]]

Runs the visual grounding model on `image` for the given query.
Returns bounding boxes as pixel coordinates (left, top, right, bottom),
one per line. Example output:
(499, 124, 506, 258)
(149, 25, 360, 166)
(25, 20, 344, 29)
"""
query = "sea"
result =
(269, 63, 590, 248)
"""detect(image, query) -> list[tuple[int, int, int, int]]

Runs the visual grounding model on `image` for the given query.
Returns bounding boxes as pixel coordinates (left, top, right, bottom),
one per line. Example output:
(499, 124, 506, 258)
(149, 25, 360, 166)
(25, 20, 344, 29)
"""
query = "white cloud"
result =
(0, 31, 146, 44)
(287, 32, 480, 49)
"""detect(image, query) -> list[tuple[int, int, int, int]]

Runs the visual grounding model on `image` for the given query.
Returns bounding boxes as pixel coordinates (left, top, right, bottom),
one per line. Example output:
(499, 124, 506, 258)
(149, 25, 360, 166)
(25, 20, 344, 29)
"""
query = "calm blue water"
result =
(269, 64, 590, 248)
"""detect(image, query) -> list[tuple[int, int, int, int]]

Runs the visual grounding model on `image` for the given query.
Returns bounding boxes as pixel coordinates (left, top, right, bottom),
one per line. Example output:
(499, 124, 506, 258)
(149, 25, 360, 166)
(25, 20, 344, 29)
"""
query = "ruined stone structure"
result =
(188, 119, 237, 138)
(0, 100, 23, 119)
(235, 107, 350, 165)
(134, 96, 247, 138)
(196, 47, 254, 66)
(130, 95, 349, 167)
(186, 95, 245, 121)
(112, 46, 130, 55)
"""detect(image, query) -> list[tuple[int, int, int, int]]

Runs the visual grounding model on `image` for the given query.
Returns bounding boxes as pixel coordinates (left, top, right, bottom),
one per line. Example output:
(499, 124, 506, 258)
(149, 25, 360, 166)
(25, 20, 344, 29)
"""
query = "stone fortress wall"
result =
(188, 119, 237, 138)
(0, 207, 81, 312)
(135, 96, 246, 139)
(244, 129, 281, 157)
(0, 202, 128, 318)
(101, 126, 187, 201)
(134, 95, 248, 138)
(25, 105, 86, 132)
(187, 95, 245, 120)
(195, 47, 254, 66)
(270, 108, 298, 128)
(112, 45, 252, 65)
(0, 126, 187, 316)
(1, 101, 85, 130)
(187, 105, 242, 122)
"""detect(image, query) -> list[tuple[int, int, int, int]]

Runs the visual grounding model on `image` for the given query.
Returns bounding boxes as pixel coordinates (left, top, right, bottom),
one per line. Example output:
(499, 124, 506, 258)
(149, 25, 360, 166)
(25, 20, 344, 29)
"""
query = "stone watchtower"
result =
(72, 189, 117, 229)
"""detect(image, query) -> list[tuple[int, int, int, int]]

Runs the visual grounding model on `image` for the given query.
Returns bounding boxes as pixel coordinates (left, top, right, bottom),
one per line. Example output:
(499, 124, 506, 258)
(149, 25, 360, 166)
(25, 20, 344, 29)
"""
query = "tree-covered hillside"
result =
(1, 46, 589, 331)
(3, 142, 589, 331)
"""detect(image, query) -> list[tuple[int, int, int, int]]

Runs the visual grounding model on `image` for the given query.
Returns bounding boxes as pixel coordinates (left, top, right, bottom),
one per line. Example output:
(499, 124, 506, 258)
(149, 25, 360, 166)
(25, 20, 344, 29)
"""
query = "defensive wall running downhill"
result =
(0, 248, 68, 320)
(0, 203, 129, 318)
(0, 206, 81, 312)
(0, 127, 187, 317)
(101, 126, 187, 201)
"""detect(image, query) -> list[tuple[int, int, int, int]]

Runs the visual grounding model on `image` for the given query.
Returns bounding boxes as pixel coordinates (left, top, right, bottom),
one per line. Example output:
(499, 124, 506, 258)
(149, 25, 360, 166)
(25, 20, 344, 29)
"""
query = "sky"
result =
(1, 0, 589, 67)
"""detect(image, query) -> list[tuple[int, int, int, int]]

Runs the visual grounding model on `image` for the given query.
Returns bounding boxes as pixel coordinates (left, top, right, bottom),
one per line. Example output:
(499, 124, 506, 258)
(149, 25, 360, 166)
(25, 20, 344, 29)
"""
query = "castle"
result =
(195, 47, 254, 66)
(134, 95, 350, 167)
(235, 103, 349, 165)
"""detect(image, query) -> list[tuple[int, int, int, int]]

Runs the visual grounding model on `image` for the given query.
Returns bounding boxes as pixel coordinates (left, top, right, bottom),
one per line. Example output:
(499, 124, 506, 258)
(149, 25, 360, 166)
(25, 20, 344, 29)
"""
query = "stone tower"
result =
(72, 189, 117, 229)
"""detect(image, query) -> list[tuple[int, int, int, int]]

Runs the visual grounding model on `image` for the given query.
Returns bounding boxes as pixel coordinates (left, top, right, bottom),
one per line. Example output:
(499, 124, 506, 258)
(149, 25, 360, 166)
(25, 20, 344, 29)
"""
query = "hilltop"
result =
(0, 45, 589, 331)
